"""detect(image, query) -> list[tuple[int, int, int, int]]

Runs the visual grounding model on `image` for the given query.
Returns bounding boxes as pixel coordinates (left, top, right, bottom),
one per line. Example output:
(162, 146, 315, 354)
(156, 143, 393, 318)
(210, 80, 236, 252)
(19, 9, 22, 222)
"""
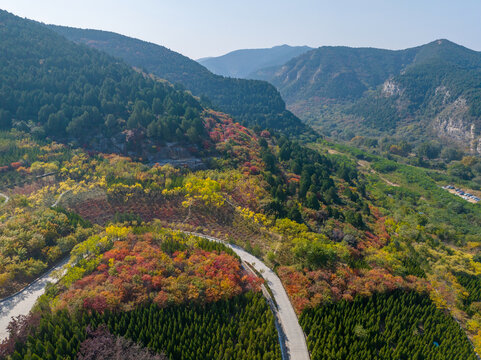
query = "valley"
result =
(211, 40, 481, 156)
(0, 6, 481, 360)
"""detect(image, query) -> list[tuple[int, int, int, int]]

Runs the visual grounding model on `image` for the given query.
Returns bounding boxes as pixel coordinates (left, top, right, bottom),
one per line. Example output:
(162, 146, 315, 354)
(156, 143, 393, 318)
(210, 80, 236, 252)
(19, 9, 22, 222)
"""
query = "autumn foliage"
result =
(57, 230, 261, 313)
(278, 265, 430, 313)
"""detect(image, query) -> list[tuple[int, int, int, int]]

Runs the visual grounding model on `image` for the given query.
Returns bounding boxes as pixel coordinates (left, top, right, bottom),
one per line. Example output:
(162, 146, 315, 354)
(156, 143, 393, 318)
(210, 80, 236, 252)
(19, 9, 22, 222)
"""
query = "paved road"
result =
(186, 232, 310, 360)
(0, 231, 311, 360)
(0, 258, 68, 340)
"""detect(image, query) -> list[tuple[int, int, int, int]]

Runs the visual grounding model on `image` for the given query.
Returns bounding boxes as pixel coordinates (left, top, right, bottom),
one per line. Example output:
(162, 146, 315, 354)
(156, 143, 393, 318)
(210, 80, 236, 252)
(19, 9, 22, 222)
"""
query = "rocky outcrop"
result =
(433, 97, 481, 154)
(382, 79, 403, 97)
(434, 86, 451, 106)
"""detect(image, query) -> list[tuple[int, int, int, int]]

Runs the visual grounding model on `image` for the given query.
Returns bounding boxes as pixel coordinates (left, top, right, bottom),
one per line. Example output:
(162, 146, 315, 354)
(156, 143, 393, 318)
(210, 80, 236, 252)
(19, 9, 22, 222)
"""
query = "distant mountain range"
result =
(249, 40, 481, 151)
(36, 21, 481, 151)
(49, 26, 310, 136)
(197, 45, 312, 79)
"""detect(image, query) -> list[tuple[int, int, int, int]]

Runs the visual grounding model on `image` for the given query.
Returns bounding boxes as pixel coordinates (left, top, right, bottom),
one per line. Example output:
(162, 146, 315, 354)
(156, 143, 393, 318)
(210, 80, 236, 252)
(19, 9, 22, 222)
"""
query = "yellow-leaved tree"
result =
(163, 176, 225, 208)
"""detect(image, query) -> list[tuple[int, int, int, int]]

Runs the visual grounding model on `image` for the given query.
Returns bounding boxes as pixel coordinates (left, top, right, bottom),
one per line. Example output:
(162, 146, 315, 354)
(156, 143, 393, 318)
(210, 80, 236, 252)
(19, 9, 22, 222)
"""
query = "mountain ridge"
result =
(0, 9, 222, 161)
(252, 39, 481, 150)
(49, 25, 311, 136)
(197, 44, 312, 78)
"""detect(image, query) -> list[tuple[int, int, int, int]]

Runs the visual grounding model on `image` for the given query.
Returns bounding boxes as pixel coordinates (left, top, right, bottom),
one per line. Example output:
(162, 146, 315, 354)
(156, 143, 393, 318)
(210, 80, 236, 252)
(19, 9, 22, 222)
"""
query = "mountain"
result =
(197, 44, 312, 79)
(254, 40, 481, 151)
(0, 9, 218, 161)
(49, 26, 310, 136)
(254, 46, 418, 103)
(2, 9, 481, 358)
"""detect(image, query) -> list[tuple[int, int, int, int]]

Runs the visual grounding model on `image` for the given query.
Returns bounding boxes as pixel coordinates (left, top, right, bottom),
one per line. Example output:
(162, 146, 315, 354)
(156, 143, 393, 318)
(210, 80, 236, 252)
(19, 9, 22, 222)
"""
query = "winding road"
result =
(186, 232, 310, 360)
(0, 231, 310, 360)
(0, 189, 68, 340)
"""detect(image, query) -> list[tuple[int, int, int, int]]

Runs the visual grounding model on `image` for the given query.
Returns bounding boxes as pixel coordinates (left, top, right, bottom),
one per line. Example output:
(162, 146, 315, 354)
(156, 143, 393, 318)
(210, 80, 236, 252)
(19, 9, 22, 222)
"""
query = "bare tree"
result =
(77, 325, 167, 360)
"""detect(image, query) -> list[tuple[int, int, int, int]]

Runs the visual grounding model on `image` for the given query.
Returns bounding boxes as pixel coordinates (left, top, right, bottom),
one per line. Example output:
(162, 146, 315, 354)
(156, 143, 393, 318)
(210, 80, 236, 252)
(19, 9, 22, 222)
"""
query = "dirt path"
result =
(358, 160, 399, 187)
(326, 148, 342, 155)
(51, 190, 71, 208)
(0, 192, 9, 205)
(326, 148, 400, 187)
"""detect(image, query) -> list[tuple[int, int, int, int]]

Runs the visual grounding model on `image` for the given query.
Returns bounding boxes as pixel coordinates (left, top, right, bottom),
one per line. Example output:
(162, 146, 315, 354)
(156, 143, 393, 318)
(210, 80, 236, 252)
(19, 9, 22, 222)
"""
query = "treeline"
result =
(300, 290, 476, 360)
(0, 10, 207, 148)
(8, 292, 281, 360)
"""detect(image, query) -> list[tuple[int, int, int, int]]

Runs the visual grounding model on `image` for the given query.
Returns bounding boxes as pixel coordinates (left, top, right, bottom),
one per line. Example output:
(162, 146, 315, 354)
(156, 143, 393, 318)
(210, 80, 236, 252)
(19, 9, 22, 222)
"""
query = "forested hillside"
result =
(254, 40, 481, 149)
(5, 292, 280, 360)
(301, 291, 476, 360)
(0, 10, 211, 160)
(49, 25, 309, 136)
(198, 44, 312, 78)
(254, 45, 418, 103)
(3, 115, 481, 357)
(2, 119, 481, 357)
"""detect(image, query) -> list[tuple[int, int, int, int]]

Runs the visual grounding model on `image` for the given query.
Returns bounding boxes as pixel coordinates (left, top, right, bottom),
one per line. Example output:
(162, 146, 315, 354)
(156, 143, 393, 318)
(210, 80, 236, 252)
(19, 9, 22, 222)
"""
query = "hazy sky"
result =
(1, 0, 480, 59)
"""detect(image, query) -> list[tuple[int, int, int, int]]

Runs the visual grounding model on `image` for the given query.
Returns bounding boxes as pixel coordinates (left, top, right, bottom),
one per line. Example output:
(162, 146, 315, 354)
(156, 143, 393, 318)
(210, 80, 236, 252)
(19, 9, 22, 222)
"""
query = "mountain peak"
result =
(433, 38, 453, 45)
(413, 38, 481, 67)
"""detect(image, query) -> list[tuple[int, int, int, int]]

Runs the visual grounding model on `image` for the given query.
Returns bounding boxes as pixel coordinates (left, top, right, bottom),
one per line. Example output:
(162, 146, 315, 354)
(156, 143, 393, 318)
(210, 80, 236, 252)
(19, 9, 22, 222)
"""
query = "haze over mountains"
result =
(46, 23, 481, 153)
(197, 45, 312, 79)
(199, 40, 481, 153)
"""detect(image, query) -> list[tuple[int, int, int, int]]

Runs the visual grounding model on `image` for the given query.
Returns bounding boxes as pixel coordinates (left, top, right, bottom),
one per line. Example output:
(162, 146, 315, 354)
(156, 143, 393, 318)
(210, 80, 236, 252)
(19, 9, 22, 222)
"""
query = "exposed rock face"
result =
(433, 97, 481, 154)
(248, 40, 481, 148)
(474, 139, 481, 154)
(435, 97, 471, 140)
(382, 79, 403, 97)
(434, 86, 451, 106)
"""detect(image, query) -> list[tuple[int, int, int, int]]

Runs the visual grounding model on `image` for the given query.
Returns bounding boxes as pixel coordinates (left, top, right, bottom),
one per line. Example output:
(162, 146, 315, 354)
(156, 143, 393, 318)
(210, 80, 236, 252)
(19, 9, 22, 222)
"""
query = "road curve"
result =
(186, 232, 310, 360)
(0, 258, 69, 340)
(0, 231, 311, 360)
